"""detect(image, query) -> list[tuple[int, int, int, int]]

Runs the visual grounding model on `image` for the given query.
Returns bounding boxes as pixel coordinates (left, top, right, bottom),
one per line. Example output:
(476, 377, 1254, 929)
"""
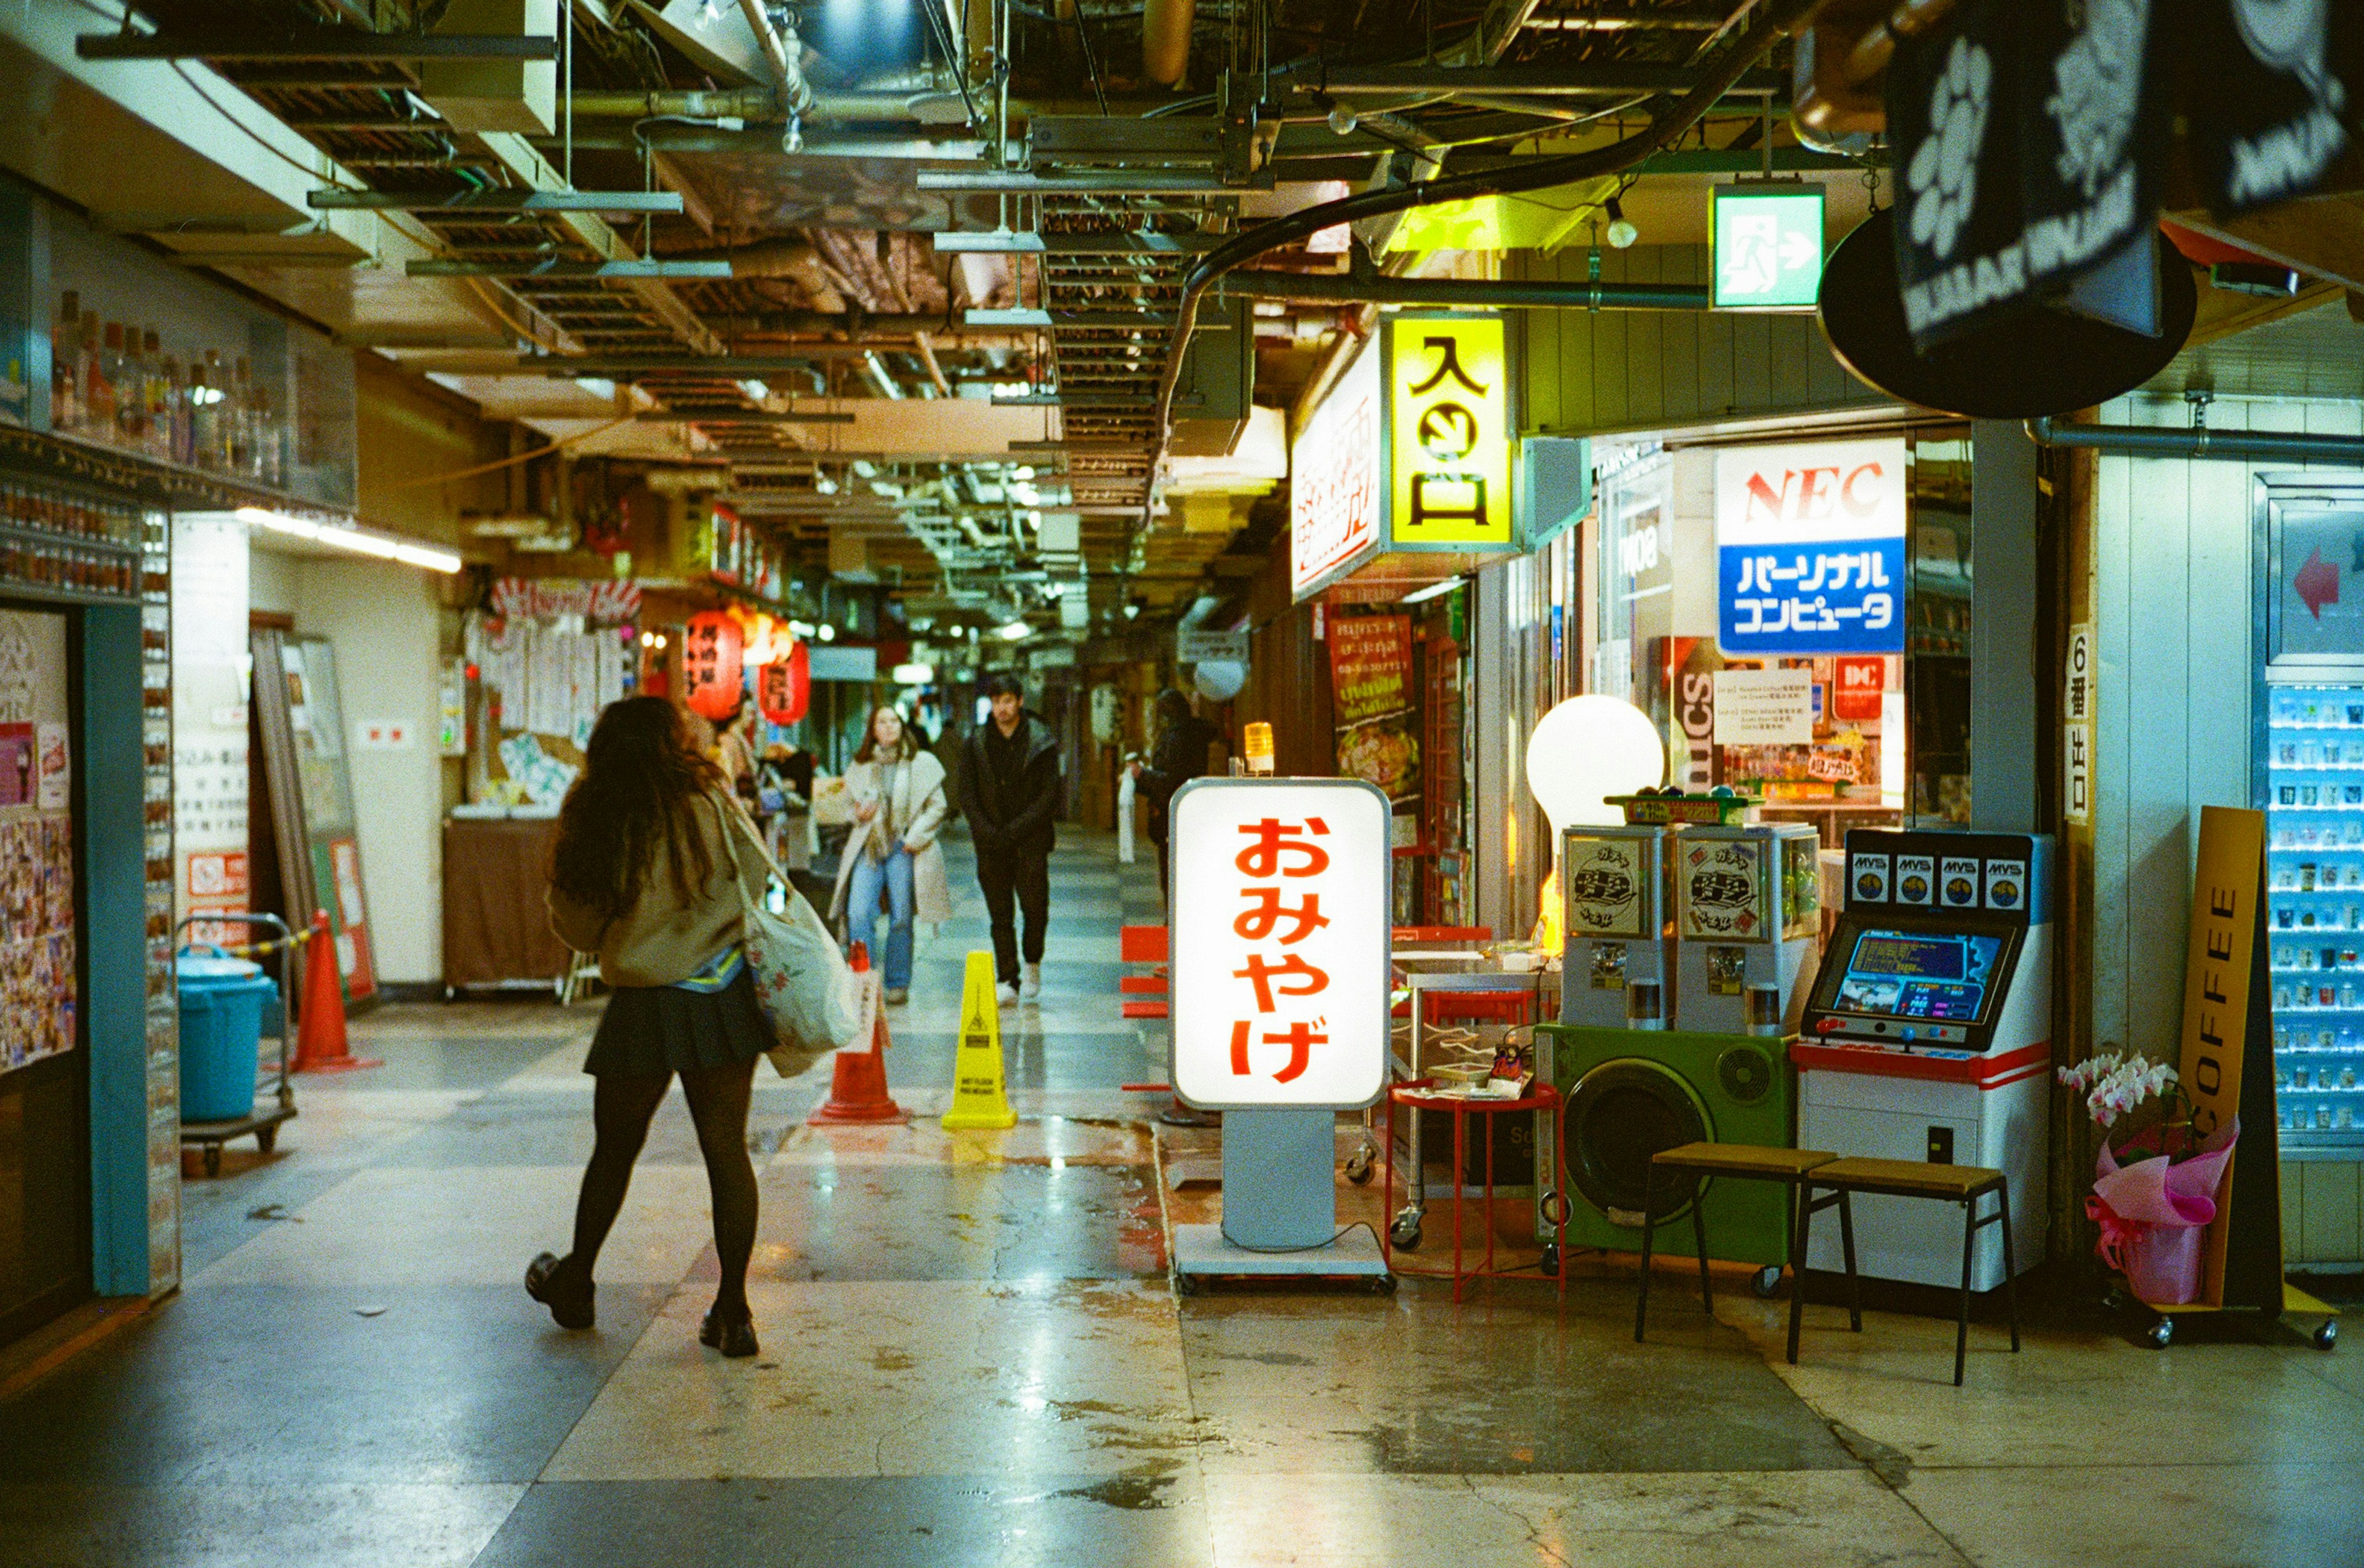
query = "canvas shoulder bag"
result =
(712, 794, 866, 1075)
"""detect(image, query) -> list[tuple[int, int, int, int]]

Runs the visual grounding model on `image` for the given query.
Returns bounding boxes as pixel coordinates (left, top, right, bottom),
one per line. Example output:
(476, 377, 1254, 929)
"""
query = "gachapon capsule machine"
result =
(1558, 824, 1676, 1029)
(1672, 822, 1823, 1035)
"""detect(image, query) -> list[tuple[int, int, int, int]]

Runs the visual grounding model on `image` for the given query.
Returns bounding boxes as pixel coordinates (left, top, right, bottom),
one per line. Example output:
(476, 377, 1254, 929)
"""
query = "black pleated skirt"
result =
(583, 963, 775, 1077)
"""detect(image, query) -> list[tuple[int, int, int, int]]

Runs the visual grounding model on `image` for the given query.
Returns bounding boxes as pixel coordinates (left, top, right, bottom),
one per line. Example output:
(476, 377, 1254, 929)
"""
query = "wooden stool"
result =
(1637, 1143, 1837, 1356)
(1803, 1157, 2022, 1386)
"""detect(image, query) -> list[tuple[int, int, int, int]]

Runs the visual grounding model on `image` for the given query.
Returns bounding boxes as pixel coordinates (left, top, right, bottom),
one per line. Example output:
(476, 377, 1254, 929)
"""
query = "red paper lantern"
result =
(758, 640, 810, 725)
(681, 610, 744, 720)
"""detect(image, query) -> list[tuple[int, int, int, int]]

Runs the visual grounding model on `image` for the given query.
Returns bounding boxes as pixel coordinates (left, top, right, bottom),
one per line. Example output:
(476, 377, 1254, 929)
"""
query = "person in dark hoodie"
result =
(1130, 688, 1224, 906)
(958, 672, 1062, 1004)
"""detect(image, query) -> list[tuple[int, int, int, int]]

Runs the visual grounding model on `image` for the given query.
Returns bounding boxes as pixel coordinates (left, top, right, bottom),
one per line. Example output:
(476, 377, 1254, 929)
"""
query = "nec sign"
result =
(1713, 437, 1908, 657)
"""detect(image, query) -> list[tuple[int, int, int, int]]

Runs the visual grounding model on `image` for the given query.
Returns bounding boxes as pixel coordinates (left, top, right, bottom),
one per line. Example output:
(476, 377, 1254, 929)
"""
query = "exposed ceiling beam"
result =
(308, 188, 685, 213)
(76, 31, 558, 62)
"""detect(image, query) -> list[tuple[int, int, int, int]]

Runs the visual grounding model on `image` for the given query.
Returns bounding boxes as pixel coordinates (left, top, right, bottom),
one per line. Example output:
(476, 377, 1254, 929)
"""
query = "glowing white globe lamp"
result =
(1525, 694, 1666, 834)
(1194, 659, 1247, 701)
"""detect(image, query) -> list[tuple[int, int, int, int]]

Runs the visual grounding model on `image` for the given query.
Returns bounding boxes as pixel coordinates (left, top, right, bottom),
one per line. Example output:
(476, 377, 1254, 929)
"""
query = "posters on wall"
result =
(0, 608, 73, 1077)
(172, 515, 250, 942)
(252, 630, 379, 1007)
(1328, 613, 1421, 805)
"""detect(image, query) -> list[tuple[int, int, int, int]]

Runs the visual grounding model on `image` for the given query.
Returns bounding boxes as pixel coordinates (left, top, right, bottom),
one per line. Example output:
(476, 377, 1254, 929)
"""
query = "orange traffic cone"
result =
(808, 943, 907, 1125)
(294, 909, 380, 1074)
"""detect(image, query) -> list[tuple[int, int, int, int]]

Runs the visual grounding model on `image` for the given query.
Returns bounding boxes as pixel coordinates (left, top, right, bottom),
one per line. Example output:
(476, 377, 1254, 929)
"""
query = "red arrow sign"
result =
(2297, 546, 2341, 621)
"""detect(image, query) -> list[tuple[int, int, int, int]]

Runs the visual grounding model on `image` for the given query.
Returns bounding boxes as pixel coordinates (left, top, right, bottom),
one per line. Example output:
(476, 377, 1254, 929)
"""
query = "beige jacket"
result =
(828, 749, 955, 926)
(547, 790, 768, 987)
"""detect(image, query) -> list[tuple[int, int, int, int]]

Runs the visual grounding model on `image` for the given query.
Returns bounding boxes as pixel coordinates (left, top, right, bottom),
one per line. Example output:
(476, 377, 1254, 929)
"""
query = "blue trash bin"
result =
(179, 951, 276, 1123)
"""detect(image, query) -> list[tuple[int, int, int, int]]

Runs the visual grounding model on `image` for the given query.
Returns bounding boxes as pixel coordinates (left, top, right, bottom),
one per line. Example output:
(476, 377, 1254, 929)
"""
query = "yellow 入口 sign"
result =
(1386, 315, 1511, 548)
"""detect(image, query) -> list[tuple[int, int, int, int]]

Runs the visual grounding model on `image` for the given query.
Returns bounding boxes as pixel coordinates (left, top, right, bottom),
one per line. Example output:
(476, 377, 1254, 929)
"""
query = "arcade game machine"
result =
(1538, 804, 1819, 1285)
(1793, 828, 2052, 1289)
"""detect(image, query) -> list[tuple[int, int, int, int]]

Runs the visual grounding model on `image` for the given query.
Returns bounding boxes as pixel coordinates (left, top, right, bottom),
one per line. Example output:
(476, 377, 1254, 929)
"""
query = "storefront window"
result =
(1907, 435, 1973, 824)
(1586, 430, 1972, 847)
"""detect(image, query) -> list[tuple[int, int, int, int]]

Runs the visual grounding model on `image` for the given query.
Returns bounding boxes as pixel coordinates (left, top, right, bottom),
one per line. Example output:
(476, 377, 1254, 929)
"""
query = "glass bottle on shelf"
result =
(78, 312, 112, 440)
(140, 331, 169, 461)
(191, 352, 223, 472)
(230, 355, 255, 479)
(50, 291, 79, 433)
(110, 323, 143, 451)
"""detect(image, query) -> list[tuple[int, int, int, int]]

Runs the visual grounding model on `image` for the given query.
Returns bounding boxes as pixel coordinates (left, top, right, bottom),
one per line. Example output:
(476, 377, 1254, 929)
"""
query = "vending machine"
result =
(1673, 822, 1822, 1035)
(1559, 824, 1675, 1029)
(1792, 829, 2052, 1289)
(2262, 681, 2364, 1153)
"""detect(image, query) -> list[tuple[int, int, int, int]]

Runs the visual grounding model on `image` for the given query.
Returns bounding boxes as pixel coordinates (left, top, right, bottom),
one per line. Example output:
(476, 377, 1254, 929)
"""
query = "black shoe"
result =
(525, 1251, 596, 1330)
(699, 1303, 760, 1358)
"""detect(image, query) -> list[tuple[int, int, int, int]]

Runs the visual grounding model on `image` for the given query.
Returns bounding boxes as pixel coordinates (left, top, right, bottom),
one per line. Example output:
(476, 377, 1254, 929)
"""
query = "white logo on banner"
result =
(2048, 0, 2147, 198)
(1908, 37, 1993, 260)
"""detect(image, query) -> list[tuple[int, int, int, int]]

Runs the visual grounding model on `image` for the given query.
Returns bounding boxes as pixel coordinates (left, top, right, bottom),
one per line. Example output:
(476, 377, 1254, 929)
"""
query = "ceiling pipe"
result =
(1216, 273, 1707, 310)
(2025, 415, 2364, 465)
(1144, 0, 1831, 513)
(1143, 0, 1194, 86)
(566, 87, 959, 122)
(736, 0, 815, 139)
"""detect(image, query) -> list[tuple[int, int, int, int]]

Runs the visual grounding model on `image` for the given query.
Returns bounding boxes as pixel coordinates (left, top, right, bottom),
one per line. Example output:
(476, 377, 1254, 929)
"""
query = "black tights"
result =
(570, 1058, 760, 1312)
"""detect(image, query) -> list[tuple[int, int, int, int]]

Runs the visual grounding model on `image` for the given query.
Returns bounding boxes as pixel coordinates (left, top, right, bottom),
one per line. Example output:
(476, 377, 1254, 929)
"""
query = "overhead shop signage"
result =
(1289, 315, 1522, 603)
(1714, 438, 1907, 657)
(1290, 336, 1384, 599)
(1178, 627, 1249, 665)
(1883, 0, 2364, 352)
(1385, 314, 1513, 550)
(1711, 185, 1825, 310)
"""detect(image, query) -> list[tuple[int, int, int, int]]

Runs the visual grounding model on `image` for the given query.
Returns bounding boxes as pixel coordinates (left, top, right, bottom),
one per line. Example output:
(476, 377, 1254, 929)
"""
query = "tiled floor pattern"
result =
(5, 831, 2362, 1565)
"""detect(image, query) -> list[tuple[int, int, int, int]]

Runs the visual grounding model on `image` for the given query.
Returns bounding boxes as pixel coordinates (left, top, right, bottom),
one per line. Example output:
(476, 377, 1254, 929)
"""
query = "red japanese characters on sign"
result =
(1169, 778, 1391, 1109)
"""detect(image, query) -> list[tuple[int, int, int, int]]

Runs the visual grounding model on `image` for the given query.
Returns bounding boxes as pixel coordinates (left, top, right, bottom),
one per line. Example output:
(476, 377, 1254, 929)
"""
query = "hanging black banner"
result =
(1889, 0, 2175, 352)
(1888, 0, 2026, 349)
(2183, 0, 2363, 217)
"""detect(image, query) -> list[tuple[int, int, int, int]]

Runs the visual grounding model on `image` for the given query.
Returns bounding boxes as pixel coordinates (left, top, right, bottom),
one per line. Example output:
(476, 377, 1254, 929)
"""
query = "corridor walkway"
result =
(3, 832, 2363, 1567)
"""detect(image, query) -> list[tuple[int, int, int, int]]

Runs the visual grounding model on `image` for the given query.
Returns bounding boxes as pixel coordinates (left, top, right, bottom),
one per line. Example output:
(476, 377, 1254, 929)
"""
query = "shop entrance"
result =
(0, 603, 90, 1344)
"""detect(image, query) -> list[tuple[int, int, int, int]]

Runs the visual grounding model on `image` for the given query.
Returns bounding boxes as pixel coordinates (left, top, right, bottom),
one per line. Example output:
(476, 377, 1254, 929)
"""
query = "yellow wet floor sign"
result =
(943, 951, 1017, 1130)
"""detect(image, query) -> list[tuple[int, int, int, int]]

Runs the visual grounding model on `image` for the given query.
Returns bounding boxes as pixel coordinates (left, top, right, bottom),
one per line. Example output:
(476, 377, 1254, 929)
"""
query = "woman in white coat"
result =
(829, 705, 952, 1004)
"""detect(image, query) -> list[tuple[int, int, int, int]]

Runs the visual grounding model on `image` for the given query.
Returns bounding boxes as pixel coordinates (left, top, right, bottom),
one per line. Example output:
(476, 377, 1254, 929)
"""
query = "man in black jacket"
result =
(957, 673, 1062, 1003)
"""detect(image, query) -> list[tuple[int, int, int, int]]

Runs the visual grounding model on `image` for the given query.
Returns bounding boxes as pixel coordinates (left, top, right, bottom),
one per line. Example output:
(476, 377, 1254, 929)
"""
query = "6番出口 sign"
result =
(1169, 778, 1392, 1111)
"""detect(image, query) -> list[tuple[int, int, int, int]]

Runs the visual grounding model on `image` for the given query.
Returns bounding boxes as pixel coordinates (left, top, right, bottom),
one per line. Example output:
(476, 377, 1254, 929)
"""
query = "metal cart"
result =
(175, 912, 299, 1177)
(1383, 966, 1556, 1252)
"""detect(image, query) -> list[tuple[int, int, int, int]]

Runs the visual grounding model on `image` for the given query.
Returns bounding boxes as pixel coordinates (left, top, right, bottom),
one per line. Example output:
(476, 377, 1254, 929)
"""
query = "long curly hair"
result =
(549, 696, 723, 920)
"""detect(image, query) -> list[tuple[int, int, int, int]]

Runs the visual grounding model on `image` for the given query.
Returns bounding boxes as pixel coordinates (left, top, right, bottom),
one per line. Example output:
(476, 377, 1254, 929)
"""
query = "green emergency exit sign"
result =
(1711, 185, 1825, 310)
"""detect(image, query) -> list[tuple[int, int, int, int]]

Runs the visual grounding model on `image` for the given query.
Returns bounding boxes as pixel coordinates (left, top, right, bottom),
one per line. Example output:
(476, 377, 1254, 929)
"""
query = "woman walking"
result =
(830, 704, 952, 1006)
(530, 695, 773, 1357)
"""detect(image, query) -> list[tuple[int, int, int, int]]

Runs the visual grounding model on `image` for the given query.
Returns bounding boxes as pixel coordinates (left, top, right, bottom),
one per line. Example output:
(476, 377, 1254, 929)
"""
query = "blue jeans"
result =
(846, 845, 916, 989)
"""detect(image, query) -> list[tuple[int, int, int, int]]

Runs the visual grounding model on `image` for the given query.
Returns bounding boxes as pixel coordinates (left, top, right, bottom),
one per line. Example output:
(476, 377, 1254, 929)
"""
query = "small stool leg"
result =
(1635, 1163, 1657, 1343)
(1955, 1196, 1976, 1387)
(1691, 1178, 1713, 1315)
(1788, 1181, 1814, 1365)
(1839, 1189, 1862, 1333)
(1996, 1181, 2021, 1353)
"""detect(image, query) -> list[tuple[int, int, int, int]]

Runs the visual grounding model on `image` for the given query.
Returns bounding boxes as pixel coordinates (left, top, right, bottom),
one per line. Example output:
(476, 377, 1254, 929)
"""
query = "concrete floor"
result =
(4, 833, 2362, 1566)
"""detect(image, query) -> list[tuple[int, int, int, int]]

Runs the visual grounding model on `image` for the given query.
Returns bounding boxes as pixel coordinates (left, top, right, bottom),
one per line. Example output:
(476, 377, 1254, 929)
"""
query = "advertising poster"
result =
(0, 608, 74, 1078)
(1715, 437, 1907, 656)
(172, 513, 250, 940)
(1328, 614, 1421, 805)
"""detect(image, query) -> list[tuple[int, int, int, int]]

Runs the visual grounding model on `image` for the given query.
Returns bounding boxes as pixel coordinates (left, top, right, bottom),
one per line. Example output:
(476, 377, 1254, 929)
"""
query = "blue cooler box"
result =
(178, 951, 276, 1123)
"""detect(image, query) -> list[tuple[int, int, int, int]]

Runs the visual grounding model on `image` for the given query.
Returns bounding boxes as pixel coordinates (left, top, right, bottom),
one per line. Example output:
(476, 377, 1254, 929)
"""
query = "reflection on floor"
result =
(4, 831, 2362, 1566)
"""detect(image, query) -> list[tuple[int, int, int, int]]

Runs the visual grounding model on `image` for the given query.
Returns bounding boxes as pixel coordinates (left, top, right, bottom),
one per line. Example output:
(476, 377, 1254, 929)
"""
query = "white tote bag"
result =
(718, 798, 866, 1074)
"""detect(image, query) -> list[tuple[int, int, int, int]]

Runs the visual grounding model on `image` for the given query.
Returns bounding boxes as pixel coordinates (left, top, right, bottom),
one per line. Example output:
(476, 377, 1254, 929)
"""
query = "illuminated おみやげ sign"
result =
(1711, 185, 1825, 310)
(1714, 436, 1907, 656)
(1385, 313, 1513, 549)
(1168, 778, 1392, 1111)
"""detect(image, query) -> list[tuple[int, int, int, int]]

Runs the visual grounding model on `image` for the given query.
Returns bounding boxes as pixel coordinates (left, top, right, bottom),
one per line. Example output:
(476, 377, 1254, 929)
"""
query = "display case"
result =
(2263, 679, 2364, 1153)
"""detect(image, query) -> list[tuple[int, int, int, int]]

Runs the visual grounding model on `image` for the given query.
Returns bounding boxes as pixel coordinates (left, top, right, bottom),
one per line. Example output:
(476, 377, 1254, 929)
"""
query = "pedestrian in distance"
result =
(1130, 687, 1225, 905)
(533, 695, 773, 1358)
(957, 672, 1062, 1005)
(829, 703, 952, 1006)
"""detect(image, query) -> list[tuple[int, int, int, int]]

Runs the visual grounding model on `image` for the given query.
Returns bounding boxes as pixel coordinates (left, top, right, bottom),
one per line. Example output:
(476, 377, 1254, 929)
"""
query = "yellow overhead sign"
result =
(1385, 314, 1513, 549)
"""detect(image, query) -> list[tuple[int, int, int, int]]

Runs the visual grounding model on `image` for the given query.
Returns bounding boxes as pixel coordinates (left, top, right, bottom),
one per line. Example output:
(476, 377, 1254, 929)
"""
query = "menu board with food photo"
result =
(1329, 613, 1422, 804)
